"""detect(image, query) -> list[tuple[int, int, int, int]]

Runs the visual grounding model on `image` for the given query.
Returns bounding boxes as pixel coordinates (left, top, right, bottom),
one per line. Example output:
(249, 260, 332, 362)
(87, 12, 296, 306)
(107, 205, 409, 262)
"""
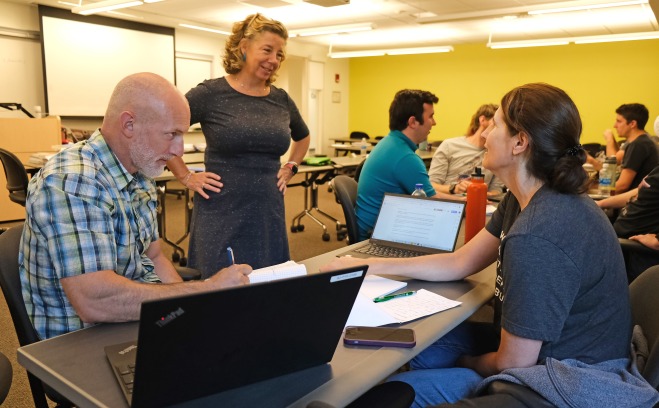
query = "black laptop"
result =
(105, 266, 367, 408)
(339, 193, 466, 258)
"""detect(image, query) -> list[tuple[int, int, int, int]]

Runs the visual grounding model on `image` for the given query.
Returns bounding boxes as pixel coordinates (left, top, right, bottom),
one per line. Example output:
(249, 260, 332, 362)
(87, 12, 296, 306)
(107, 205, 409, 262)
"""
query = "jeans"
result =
(388, 321, 499, 407)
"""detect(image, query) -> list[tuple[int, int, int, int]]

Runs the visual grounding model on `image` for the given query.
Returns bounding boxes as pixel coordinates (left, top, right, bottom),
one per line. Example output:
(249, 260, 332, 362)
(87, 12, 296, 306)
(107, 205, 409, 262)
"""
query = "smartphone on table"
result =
(343, 326, 416, 348)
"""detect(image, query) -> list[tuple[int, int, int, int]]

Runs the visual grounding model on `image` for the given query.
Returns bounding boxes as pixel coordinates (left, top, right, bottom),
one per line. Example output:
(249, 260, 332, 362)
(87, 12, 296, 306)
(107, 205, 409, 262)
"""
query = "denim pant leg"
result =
(387, 321, 499, 407)
(389, 368, 484, 407)
(411, 321, 499, 370)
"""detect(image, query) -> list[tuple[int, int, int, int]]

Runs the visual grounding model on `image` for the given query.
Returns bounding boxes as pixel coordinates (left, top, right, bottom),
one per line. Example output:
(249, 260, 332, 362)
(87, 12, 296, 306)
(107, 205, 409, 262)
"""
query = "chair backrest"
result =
(0, 351, 11, 404)
(0, 225, 71, 407)
(0, 148, 29, 206)
(629, 264, 659, 389)
(354, 158, 366, 183)
(332, 175, 360, 244)
(349, 131, 369, 140)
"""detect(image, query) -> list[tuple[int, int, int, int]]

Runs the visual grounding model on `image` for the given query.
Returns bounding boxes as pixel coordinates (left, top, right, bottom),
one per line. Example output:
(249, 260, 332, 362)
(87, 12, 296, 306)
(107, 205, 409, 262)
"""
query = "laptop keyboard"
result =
(354, 243, 425, 258)
(114, 361, 136, 395)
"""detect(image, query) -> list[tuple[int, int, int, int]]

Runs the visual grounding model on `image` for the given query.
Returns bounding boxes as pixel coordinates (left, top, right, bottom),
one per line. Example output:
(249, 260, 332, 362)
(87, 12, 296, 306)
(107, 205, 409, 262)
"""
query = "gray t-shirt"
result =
(428, 136, 504, 192)
(485, 186, 631, 364)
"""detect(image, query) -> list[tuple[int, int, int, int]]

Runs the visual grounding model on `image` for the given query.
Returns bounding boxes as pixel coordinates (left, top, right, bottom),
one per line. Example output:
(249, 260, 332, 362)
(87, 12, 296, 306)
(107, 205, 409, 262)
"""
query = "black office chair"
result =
(629, 264, 659, 390)
(0, 148, 30, 206)
(350, 131, 370, 140)
(619, 238, 659, 283)
(354, 158, 366, 183)
(332, 175, 360, 244)
(583, 142, 605, 158)
(0, 351, 12, 405)
(0, 225, 73, 408)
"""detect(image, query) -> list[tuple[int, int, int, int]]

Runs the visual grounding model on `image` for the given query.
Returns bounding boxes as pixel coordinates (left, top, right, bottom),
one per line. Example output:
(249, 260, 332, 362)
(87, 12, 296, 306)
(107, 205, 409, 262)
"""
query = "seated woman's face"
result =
(481, 108, 517, 175)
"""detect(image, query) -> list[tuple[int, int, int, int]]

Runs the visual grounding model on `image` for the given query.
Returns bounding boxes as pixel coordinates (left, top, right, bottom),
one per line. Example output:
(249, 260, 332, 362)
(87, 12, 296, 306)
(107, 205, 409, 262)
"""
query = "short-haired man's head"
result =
(500, 82, 587, 195)
(467, 104, 498, 135)
(616, 103, 649, 130)
(389, 89, 439, 131)
(223, 13, 288, 84)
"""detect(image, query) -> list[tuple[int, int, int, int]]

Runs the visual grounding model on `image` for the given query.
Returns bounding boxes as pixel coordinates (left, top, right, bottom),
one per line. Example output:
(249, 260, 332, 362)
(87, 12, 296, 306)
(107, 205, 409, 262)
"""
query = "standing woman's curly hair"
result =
(223, 13, 288, 85)
(500, 83, 589, 195)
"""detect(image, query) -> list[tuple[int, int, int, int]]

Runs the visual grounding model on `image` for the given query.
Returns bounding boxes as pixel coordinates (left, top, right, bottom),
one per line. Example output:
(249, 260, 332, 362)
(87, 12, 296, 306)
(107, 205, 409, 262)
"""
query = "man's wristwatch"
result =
(449, 182, 457, 194)
(283, 161, 298, 175)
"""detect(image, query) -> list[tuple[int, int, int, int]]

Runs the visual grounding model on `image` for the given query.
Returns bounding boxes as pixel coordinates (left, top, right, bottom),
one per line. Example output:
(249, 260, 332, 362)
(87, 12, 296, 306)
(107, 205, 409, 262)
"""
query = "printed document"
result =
(249, 261, 306, 284)
(346, 289, 462, 327)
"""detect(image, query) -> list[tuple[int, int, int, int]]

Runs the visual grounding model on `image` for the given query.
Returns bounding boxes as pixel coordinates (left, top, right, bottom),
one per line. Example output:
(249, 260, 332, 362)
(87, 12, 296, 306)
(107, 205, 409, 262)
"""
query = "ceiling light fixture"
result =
(72, 0, 144, 15)
(329, 46, 454, 58)
(290, 23, 374, 37)
(179, 24, 231, 35)
(528, 0, 648, 15)
(487, 39, 570, 49)
(574, 31, 659, 43)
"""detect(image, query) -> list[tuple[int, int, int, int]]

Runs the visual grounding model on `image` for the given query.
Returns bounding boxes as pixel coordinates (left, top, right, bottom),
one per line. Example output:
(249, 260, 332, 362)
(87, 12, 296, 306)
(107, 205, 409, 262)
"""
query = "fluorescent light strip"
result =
(488, 39, 570, 49)
(528, 0, 648, 15)
(179, 24, 231, 35)
(72, 0, 143, 15)
(290, 23, 374, 37)
(574, 31, 659, 43)
(330, 46, 453, 59)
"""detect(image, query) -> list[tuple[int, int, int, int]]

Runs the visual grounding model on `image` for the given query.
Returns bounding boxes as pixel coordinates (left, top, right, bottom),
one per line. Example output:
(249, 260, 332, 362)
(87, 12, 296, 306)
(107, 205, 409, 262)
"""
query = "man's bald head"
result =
(101, 73, 190, 175)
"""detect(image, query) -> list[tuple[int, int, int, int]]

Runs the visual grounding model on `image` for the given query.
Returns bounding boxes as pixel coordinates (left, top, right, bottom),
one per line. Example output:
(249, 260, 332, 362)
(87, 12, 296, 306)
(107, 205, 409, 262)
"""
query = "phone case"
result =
(343, 327, 416, 348)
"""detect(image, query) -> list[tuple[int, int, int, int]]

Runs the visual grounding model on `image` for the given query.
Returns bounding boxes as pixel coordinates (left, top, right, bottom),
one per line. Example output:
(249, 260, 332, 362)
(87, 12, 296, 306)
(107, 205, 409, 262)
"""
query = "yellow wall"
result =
(348, 40, 659, 144)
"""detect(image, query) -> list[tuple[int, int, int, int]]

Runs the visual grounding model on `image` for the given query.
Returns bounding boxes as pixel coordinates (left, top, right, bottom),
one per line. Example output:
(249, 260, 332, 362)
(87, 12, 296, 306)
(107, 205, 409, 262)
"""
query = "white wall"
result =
(0, 0, 349, 155)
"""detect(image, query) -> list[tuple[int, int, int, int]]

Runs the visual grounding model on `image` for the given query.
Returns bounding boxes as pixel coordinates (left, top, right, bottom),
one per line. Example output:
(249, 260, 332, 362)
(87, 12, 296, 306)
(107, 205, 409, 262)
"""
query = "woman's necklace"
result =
(230, 75, 267, 95)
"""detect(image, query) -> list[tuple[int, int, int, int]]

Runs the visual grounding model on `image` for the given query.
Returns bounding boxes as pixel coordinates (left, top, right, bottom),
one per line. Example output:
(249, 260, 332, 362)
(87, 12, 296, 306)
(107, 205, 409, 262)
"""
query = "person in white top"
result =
(428, 104, 505, 196)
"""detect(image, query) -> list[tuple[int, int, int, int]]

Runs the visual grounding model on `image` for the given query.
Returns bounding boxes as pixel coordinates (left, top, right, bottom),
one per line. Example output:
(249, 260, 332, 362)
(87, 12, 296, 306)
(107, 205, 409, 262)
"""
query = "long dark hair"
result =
(500, 83, 588, 194)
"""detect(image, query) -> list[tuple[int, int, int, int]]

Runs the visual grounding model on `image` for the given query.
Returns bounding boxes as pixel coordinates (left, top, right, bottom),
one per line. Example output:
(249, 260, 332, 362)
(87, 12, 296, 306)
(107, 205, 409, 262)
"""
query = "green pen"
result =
(373, 291, 416, 303)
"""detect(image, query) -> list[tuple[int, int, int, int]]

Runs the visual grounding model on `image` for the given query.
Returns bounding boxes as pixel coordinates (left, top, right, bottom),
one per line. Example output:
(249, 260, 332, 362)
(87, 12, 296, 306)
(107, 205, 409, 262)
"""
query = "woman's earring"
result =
(242, 53, 246, 62)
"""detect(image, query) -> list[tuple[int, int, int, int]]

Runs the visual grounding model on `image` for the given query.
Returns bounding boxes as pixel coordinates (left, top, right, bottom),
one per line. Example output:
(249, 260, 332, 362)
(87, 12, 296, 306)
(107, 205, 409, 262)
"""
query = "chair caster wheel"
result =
(322, 233, 330, 242)
(179, 257, 187, 267)
(337, 233, 346, 241)
(172, 252, 180, 262)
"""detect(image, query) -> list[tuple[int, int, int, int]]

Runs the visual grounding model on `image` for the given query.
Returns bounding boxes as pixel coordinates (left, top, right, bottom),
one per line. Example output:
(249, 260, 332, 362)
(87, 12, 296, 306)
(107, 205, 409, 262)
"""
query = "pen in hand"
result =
(373, 291, 416, 303)
(227, 246, 235, 265)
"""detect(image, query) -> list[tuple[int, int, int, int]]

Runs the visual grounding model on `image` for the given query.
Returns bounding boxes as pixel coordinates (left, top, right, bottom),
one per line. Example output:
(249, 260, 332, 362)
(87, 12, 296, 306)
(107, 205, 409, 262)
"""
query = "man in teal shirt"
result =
(356, 89, 452, 240)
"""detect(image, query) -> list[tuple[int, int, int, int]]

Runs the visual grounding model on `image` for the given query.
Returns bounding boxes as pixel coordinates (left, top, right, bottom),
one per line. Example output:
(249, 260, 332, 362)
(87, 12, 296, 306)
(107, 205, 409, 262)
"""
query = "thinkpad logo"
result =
(155, 307, 185, 327)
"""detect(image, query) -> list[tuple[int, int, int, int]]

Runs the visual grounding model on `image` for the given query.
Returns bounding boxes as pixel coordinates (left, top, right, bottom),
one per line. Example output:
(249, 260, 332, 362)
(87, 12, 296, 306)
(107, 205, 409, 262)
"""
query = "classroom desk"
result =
(330, 138, 380, 145)
(17, 246, 495, 408)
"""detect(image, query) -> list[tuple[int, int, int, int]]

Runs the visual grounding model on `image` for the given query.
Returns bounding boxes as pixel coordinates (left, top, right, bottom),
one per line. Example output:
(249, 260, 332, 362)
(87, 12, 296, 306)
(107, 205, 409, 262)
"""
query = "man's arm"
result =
(146, 239, 183, 283)
(458, 329, 542, 377)
(615, 168, 637, 194)
(320, 227, 498, 282)
(603, 129, 620, 159)
(597, 187, 638, 209)
(61, 264, 251, 324)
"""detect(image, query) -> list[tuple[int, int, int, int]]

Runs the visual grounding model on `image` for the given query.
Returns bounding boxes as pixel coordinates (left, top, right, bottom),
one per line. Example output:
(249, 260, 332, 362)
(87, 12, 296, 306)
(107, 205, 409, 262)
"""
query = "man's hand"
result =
(208, 264, 251, 288)
(629, 234, 659, 251)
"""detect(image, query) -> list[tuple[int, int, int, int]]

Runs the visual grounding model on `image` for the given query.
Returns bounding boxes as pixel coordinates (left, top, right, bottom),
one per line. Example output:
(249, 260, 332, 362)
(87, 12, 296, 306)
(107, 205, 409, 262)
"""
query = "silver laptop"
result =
(339, 193, 466, 258)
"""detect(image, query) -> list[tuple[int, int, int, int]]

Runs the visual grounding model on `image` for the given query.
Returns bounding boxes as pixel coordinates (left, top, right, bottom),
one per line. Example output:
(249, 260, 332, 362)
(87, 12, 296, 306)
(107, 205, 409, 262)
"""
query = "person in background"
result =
(20, 73, 252, 340)
(586, 104, 657, 194)
(166, 13, 310, 278)
(355, 89, 455, 241)
(597, 167, 659, 280)
(428, 104, 505, 196)
(323, 83, 657, 407)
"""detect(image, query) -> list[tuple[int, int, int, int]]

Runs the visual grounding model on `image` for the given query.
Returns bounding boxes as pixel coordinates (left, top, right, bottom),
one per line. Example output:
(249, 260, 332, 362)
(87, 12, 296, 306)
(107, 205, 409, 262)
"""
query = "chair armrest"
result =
(175, 266, 201, 281)
(619, 238, 659, 256)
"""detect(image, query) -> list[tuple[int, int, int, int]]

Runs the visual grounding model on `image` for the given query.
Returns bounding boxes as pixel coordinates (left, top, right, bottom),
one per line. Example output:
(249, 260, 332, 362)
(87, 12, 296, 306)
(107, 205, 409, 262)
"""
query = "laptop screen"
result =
(371, 194, 465, 252)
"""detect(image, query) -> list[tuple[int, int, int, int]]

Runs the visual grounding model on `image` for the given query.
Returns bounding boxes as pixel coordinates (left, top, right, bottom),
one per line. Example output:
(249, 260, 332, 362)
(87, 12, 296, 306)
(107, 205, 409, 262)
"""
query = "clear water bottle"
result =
(598, 156, 617, 196)
(360, 137, 368, 157)
(411, 184, 427, 197)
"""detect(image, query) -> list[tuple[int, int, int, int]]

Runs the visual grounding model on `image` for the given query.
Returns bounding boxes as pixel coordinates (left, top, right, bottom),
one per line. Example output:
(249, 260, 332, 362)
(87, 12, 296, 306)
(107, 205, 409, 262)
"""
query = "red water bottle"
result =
(465, 167, 487, 243)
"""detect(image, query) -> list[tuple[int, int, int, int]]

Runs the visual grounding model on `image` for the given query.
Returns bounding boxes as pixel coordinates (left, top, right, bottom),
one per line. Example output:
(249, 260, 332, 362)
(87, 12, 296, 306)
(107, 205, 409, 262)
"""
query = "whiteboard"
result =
(39, 6, 175, 117)
(176, 57, 212, 95)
